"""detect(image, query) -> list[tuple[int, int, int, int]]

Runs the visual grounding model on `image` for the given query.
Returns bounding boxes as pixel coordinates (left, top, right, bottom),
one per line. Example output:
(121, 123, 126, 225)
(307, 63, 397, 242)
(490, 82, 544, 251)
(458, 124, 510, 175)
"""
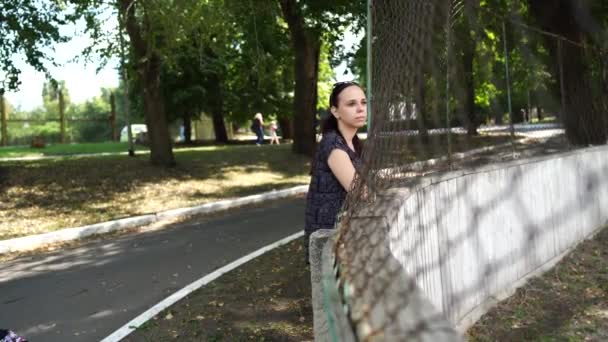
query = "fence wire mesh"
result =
(332, 0, 608, 340)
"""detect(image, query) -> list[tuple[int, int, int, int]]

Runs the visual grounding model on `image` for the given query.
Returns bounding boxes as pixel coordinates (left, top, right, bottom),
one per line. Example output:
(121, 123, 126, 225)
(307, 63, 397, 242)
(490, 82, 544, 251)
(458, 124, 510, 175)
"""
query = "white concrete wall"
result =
(386, 145, 608, 330)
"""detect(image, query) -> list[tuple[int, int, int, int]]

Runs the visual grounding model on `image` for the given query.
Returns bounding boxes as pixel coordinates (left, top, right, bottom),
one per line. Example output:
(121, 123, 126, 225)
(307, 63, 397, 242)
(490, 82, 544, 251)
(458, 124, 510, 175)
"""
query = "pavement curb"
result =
(0, 185, 308, 255)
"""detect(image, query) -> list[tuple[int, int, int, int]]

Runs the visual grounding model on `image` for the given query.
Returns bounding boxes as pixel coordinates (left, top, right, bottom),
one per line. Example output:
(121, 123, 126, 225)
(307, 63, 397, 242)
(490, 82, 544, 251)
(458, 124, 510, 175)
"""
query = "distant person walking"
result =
(251, 113, 265, 145)
(269, 120, 280, 145)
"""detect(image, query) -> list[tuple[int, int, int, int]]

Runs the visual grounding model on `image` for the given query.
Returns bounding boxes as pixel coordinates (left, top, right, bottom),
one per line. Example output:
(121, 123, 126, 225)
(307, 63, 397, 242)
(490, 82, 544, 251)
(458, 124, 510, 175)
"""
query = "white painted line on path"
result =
(100, 230, 305, 342)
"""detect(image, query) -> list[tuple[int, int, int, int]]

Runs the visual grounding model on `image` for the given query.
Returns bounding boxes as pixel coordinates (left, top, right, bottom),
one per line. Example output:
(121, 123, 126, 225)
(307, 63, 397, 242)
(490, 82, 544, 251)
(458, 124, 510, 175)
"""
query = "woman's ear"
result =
(330, 106, 338, 118)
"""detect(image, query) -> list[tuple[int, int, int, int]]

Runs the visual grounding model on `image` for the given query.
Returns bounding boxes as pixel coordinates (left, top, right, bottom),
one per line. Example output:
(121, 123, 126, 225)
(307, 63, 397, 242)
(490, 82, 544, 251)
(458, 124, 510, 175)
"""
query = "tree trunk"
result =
(110, 92, 118, 141)
(59, 90, 65, 143)
(120, 0, 175, 167)
(183, 112, 192, 144)
(414, 68, 429, 142)
(492, 100, 503, 125)
(463, 45, 477, 135)
(210, 76, 228, 143)
(455, 1, 478, 135)
(528, 0, 608, 145)
(0, 93, 6, 146)
(278, 117, 293, 140)
(416, 83, 429, 142)
(203, 47, 228, 144)
(279, 0, 319, 156)
(292, 40, 319, 155)
(212, 110, 228, 143)
(141, 55, 175, 166)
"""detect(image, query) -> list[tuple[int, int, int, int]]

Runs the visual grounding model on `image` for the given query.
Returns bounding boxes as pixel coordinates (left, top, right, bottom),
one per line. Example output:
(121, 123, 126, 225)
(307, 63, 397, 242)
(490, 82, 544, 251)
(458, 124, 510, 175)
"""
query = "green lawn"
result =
(0, 143, 311, 240)
(0, 142, 149, 159)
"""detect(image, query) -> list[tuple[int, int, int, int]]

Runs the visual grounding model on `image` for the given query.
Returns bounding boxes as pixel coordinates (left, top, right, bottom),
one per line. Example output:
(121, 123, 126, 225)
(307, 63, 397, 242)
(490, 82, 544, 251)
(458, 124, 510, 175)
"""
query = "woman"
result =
(304, 81, 367, 262)
(252, 113, 265, 145)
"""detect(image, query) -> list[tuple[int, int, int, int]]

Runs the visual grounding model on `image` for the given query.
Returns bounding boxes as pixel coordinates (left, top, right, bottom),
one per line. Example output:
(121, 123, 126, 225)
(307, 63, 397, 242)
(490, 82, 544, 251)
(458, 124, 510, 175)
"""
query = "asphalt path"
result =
(0, 197, 306, 342)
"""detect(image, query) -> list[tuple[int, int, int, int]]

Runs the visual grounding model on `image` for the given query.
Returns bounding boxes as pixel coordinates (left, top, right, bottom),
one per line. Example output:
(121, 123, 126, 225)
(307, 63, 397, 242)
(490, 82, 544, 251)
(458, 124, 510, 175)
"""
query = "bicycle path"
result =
(0, 197, 306, 342)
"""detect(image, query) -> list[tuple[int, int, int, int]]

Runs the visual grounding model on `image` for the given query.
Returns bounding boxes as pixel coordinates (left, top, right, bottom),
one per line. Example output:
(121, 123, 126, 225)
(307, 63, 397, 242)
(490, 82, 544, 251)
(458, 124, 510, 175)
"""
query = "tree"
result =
(159, 0, 232, 145)
(528, 0, 608, 145)
(277, 0, 366, 156)
(70, 0, 216, 165)
(220, 0, 296, 138)
(67, 89, 113, 142)
(159, 0, 296, 143)
(117, 0, 176, 166)
(41, 80, 70, 119)
(453, 0, 479, 135)
(42, 79, 70, 142)
(161, 45, 207, 144)
(0, 1, 68, 90)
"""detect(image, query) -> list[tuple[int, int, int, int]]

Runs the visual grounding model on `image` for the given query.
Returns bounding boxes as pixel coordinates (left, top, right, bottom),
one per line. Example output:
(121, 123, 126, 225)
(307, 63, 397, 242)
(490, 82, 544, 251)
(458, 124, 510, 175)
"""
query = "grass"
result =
(0, 134, 513, 241)
(467, 226, 608, 341)
(126, 237, 313, 342)
(0, 144, 311, 240)
(0, 142, 149, 158)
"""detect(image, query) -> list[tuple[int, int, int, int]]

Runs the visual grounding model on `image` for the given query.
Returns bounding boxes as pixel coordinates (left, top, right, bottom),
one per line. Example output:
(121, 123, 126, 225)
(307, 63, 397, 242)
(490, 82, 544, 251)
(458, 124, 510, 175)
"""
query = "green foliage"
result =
(287, 0, 366, 49)
(41, 80, 71, 119)
(67, 90, 113, 142)
(6, 121, 61, 145)
(0, 1, 69, 90)
(347, 33, 367, 86)
(221, 0, 295, 123)
(5, 84, 119, 144)
(317, 42, 335, 110)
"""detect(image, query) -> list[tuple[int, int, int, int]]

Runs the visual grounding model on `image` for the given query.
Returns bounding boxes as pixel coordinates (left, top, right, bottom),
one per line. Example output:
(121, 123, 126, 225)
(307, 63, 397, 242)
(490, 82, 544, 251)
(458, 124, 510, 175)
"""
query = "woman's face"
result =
(331, 85, 367, 129)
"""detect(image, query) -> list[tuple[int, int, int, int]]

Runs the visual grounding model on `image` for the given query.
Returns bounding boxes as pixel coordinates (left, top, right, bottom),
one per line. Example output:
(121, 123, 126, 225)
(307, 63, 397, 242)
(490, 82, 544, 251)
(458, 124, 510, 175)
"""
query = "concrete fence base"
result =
(309, 229, 462, 341)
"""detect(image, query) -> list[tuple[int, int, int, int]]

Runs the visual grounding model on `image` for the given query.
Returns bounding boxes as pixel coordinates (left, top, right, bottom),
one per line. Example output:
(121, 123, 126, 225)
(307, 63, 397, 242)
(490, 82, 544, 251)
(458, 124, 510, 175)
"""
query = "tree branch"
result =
(119, 0, 146, 56)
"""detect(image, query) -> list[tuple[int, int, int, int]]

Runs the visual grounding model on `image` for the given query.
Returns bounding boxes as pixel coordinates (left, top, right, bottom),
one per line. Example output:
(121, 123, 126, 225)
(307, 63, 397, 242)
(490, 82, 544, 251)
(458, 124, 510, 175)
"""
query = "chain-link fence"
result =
(0, 104, 118, 146)
(0, 117, 116, 146)
(330, 0, 608, 340)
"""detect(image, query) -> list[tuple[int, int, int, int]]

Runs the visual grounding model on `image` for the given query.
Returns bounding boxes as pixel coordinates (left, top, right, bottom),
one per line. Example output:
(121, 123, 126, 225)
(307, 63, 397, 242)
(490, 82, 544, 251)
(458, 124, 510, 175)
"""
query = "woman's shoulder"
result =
(319, 130, 347, 152)
(320, 130, 341, 144)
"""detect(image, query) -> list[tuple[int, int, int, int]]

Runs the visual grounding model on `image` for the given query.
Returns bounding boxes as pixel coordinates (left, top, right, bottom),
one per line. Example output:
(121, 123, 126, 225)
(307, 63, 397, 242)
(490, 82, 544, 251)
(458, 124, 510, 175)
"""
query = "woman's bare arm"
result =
(327, 149, 356, 192)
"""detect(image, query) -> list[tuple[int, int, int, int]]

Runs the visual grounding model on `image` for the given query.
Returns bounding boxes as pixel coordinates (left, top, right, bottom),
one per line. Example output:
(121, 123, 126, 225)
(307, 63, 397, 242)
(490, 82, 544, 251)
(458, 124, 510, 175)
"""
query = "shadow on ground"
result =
(0, 144, 310, 239)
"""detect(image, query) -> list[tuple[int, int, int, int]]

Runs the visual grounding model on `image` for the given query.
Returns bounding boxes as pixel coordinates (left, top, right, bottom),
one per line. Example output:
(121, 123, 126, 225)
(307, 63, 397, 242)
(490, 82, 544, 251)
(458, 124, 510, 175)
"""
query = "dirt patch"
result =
(126, 237, 313, 341)
(467, 226, 608, 341)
